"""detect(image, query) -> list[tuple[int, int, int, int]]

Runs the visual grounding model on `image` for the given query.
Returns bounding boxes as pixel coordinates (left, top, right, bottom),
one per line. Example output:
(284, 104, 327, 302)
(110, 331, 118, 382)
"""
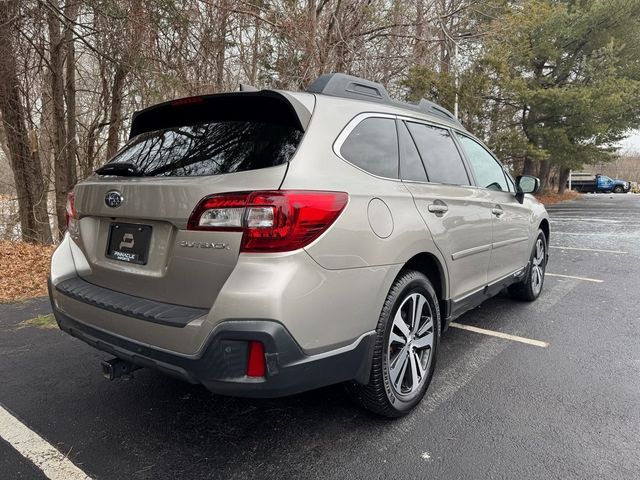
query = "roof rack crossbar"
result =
(306, 73, 462, 127)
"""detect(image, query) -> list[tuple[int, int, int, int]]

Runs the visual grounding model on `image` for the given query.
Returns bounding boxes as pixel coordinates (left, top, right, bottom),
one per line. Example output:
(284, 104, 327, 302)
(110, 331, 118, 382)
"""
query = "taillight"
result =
(187, 192, 248, 231)
(65, 191, 78, 234)
(188, 190, 349, 253)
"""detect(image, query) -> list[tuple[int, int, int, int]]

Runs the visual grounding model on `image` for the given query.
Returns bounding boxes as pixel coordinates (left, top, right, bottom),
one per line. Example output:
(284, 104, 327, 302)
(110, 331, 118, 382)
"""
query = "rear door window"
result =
(340, 117, 399, 178)
(457, 135, 509, 191)
(107, 121, 303, 177)
(405, 122, 470, 185)
(398, 121, 428, 182)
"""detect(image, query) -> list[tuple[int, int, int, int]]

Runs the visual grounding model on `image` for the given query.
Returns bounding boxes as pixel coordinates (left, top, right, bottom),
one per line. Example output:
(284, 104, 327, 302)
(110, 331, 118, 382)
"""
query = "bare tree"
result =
(0, 1, 52, 243)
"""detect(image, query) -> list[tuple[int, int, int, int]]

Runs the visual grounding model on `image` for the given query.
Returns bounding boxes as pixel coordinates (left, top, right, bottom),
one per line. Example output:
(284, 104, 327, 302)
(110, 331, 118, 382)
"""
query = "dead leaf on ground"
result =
(0, 240, 55, 303)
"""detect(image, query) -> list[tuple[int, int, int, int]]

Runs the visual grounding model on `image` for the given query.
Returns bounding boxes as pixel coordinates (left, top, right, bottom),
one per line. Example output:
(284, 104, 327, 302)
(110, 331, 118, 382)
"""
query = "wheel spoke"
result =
(412, 331, 433, 349)
(390, 331, 407, 346)
(532, 266, 543, 290)
(536, 240, 544, 263)
(392, 308, 411, 338)
(412, 294, 427, 334)
(409, 350, 420, 389)
(414, 351, 425, 378)
(416, 315, 433, 336)
(390, 347, 409, 388)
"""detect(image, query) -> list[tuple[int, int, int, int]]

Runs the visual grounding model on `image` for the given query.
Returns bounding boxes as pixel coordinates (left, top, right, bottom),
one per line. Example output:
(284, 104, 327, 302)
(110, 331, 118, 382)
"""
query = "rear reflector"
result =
(188, 190, 349, 252)
(246, 341, 266, 377)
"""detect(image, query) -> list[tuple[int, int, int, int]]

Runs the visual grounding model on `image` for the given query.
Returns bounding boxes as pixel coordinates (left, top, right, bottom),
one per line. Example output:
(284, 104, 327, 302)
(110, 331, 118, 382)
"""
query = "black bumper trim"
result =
(55, 277, 208, 328)
(49, 281, 375, 398)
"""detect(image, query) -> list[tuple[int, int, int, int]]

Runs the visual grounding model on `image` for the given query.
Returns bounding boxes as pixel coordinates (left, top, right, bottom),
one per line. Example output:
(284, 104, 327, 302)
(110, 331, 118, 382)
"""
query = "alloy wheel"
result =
(387, 293, 434, 396)
(531, 238, 545, 295)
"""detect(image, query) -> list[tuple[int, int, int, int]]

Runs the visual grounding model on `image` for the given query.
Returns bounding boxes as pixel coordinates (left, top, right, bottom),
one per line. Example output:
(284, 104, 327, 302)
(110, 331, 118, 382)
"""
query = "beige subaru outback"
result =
(49, 73, 549, 417)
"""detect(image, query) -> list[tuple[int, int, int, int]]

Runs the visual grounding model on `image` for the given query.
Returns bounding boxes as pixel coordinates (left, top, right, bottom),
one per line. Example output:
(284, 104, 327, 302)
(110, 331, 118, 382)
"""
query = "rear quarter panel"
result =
(282, 96, 449, 286)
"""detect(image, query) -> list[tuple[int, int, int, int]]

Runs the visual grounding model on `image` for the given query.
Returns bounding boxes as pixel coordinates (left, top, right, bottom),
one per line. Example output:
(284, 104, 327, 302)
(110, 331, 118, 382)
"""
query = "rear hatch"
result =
(72, 92, 313, 309)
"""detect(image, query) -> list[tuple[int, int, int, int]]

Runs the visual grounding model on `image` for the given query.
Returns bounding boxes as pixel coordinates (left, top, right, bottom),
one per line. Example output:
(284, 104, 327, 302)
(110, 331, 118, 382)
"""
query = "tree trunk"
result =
(558, 167, 571, 194)
(249, 12, 260, 85)
(522, 156, 537, 176)
(214, 0, 229, 92)
(414, 0, 425, 62)
(0, 1, 52, 243)
(105, 65, 127, 159)
(538, 159, 552, 192)
(302, 0, 318, 87)
(82, 59, 110, 177)
(63, 0, 79, 189)
(47, 8, 70, 239)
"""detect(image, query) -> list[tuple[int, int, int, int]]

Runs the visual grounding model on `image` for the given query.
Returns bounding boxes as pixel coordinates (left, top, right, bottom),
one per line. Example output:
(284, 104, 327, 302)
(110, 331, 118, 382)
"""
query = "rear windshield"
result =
(107, 121, 303, 177)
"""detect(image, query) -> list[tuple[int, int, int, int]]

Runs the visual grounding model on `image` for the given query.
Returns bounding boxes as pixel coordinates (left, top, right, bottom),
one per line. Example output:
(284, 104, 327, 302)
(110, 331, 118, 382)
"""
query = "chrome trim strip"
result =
(451, 243, 492, 261)
(491, 236, 529, 250)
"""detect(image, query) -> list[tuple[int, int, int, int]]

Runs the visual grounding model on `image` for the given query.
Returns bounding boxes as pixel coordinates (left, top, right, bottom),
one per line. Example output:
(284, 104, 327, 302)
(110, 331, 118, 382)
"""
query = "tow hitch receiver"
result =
(101, 358, 141, 380)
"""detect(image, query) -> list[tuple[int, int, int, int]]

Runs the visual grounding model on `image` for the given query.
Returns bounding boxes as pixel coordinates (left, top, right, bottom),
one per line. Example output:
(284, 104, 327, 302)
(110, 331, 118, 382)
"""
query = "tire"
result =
(346, 270, 440, 418)
(613, 186, 624, 193)
(509, 229, 547, 301)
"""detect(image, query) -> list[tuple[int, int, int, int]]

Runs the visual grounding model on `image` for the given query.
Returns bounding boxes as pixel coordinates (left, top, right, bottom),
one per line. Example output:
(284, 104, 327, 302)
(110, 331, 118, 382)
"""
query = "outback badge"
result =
(179, 241, 230, 250)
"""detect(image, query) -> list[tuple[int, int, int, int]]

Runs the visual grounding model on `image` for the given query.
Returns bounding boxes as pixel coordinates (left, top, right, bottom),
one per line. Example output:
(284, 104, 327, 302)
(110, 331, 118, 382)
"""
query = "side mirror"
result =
(515, 175, 540, 203)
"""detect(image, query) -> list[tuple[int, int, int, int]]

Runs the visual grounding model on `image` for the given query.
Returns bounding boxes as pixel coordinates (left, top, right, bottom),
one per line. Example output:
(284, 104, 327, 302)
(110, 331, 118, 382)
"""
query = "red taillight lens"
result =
(187, 190, 349, 253)
(65, 191, 77, 233)
(246, 341, 265, 377)
(242, 191, 348, 252)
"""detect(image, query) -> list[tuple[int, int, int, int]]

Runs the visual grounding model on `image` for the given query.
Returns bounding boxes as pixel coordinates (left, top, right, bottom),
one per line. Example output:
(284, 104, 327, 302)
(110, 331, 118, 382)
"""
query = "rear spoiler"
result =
(129, 90, 313, 139)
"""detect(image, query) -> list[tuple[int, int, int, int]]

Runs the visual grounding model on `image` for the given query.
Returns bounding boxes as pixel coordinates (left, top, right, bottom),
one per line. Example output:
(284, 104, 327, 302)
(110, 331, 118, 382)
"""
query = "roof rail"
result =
(307, 73, 392, 103)
(306, 73, 462, 127)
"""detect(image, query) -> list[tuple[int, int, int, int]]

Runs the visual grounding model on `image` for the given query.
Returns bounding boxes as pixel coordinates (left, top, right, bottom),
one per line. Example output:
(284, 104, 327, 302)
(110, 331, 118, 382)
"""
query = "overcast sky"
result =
(619, 130, 640, 152)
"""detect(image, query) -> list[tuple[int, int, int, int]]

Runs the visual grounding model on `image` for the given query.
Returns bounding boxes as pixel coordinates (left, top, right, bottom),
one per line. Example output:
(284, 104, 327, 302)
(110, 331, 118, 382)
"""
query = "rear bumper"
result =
(49, 279, 375, 398)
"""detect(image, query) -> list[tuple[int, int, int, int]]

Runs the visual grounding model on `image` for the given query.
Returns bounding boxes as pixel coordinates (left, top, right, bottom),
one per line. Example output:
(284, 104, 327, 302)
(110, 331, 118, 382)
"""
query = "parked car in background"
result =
(569, 172, 630, 193)
(48, 73, 550, 417)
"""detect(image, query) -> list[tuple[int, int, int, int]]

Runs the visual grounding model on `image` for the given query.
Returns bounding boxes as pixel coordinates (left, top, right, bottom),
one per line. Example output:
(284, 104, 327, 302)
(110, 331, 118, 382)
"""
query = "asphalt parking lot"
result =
(1, 193, 639, 479)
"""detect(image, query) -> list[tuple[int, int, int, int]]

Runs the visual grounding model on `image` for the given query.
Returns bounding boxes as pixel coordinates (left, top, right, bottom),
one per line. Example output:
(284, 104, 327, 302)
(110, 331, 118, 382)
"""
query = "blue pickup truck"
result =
(569, 173, 630, 193)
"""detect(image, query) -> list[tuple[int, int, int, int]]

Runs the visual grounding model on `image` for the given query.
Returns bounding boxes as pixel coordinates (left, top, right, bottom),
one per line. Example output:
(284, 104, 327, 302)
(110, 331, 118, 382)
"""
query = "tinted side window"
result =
(340, 117, 398, 178)
(457, 135, 508, 191)
(406, 122, 470, 185)
(398, 121, 427, 182)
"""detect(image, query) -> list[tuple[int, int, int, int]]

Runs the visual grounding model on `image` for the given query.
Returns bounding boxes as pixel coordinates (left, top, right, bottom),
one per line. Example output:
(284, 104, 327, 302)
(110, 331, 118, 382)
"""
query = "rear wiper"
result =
(95, 162, 145, 177)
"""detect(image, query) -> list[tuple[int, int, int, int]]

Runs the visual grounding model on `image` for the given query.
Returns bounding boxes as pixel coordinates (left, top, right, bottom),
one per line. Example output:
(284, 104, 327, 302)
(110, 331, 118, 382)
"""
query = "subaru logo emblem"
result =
(105, 190, 123, 208)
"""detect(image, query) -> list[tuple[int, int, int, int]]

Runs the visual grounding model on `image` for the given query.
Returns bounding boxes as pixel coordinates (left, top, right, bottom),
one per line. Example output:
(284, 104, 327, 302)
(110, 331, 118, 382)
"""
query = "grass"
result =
(18, 313, 57, 329)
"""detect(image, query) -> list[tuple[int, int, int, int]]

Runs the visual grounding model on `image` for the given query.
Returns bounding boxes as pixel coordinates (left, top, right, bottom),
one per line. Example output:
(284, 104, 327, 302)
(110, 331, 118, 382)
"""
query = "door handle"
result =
(428, 203, 449, 214)
(491, 205, 504, 217)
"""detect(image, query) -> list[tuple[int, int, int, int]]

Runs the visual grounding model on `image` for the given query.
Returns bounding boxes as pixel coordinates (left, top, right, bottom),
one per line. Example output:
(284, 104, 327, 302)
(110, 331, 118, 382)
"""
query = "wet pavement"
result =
(1, 193, 639, 479)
